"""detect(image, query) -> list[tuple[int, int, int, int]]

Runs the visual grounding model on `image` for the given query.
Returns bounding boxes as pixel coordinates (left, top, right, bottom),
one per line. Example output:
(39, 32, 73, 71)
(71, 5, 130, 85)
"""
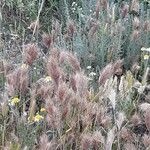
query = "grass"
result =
(0, 0, 150, 149)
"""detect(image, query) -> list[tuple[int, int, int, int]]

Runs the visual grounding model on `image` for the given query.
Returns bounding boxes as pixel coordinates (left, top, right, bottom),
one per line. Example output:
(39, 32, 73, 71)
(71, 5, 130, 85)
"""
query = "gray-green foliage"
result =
(1, 0, 150, 70)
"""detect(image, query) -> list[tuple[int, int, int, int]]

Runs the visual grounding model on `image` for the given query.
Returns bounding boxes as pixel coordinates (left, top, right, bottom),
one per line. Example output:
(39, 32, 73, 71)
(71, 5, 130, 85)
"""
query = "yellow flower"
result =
(44, 76, 52, 82)
(11, 97, 20, 106)
(40, 108, 46, 112)
(21, 63, 29, 69)
(144, 54, 149, 60)
(34, 114, 44, 122)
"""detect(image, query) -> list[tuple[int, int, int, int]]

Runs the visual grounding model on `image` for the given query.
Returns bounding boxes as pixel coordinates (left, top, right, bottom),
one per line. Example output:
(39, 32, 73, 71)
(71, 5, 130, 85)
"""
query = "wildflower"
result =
(89, 72, 96, 77)
(88, 77, 93, 81)
(44, 76, 52, 82)
(87, 66, 91, 69)
(23, 111, 27, 116)
(144, 54, 149, 60)
(21, 63, 29, 69)
(34, 113, 44, 122)
(10, 97, 20, 106)
(141, 47, 150, 52)
(40, 108, 46, 112)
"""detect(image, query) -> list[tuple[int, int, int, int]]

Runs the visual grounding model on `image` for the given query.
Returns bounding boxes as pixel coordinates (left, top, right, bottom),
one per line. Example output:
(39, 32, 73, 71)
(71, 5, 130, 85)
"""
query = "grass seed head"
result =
(23, 43, 38, 65)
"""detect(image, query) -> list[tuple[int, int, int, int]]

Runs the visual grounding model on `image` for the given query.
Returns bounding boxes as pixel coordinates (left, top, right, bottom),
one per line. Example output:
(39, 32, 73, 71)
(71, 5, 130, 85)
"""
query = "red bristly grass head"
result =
(133, 17, 140, 30)
(6, 65, 29, 96)
(81, 133, 92, 150)
(120, 3, 129, 18)
(131, 0, 140, 13)
(95, 0, 100, 19)
(144, 20, 150, 32)
(46, 57, 61, 85)
(59, 51, 81, 72)
(73, 71, 88, 98)
(142, 134, 150, 148)
(88, 21, 99, 38)
(39, 134, 55, 150)
(131, 30, 140, 41)
(33, 78, 54, 100)
(99, 63, 114, 85)
(67, 52, 81, 72)
(42, 33, 53, 49)
(6, 71, 17, 96)
(0, 60, 14, 75)
(50, 48, 60, 60)
(67, 20, 76, 37)
(46, 100, 61, 129)
(120, 127, 133, 141)
(130, 113, 141, 126)
(145, 109, 150, 132)
(16, 65, 29, 94)
(100, 0, 108, 10)
(23, 43, 38, 65)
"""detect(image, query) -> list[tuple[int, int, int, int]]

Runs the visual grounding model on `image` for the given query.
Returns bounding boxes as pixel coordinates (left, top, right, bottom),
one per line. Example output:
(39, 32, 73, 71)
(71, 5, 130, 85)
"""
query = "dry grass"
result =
(0, 0, 150, 149)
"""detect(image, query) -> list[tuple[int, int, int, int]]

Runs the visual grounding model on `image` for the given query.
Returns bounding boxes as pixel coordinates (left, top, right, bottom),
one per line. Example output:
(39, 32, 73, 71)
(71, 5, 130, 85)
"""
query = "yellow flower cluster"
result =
(34, 114, 44, 122)
(28, 108, 46, 123)
(28, 114, 44, 123)
(10, 97, 20, 106)
(144, 54, 149, 60)
(141, 47, 150, 60)
(21, 63, 29, 69)
(44, 76, 52, 82)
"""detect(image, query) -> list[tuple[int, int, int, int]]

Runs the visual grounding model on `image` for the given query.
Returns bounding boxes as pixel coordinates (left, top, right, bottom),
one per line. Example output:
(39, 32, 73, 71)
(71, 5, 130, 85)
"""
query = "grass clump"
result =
(0, 0, 150, 149)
